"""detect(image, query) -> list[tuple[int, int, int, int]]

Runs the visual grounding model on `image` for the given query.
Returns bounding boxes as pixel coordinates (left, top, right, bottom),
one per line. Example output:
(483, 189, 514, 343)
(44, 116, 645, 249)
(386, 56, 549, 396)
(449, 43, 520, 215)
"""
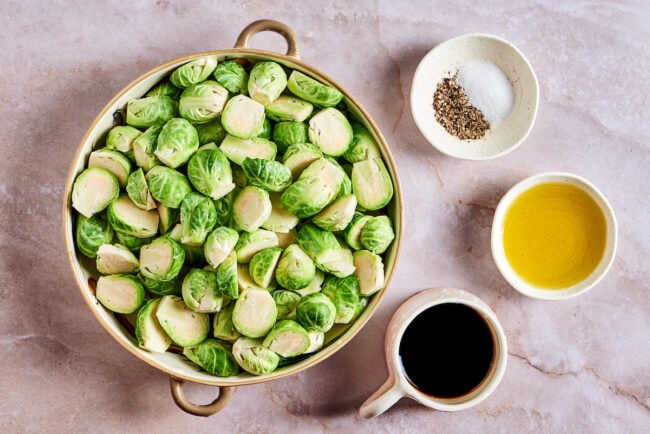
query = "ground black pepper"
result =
(433, 77, 490, 140)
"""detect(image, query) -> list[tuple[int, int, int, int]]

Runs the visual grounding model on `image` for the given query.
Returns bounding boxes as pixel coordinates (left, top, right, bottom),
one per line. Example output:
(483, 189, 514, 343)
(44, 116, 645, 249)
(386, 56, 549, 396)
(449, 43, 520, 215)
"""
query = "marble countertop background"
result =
(1, 1, 648, 432)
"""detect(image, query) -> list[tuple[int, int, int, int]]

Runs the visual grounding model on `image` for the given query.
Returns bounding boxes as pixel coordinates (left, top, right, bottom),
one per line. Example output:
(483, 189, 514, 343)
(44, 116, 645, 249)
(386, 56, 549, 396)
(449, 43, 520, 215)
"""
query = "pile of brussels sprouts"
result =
(72, 55, 396, 377)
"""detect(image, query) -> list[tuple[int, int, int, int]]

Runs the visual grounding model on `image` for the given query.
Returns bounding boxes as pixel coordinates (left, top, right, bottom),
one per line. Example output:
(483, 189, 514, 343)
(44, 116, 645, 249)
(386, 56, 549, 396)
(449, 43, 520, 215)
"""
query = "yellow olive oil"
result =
(503, 182, 607, 289)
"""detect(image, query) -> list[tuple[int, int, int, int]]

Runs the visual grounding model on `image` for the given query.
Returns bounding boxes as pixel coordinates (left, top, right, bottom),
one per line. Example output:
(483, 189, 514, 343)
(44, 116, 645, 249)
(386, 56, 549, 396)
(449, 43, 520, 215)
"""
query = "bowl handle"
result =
(169, 376, 235, 417)
(234, 19, 301, 59)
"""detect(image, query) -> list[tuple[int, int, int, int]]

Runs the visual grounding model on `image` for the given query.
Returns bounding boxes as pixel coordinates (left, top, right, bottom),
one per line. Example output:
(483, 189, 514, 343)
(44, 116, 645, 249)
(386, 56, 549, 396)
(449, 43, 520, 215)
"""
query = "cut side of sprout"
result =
(95, 274, 144, 314)
(107, 195, 160, 238)
(155, 295, 210, 347)
(88, 149, 132, 188)
(71, 167, 120, 218)
(308, 108, 353, 157)
(351, 157, 394, 211)
(220, 134, 277, 166)
(136, 298, 172, 353)
(262, 320, 310, 358)
(221, 95, 266, 139)
(232, 288, 277, 338)
(96, 243, 139, 275)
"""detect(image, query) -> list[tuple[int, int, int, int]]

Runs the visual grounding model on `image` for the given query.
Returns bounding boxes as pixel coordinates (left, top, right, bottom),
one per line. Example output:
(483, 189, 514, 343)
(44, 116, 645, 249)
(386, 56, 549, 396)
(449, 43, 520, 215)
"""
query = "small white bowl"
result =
(410, 33, 539, 160)
(491, 172, 618, 300)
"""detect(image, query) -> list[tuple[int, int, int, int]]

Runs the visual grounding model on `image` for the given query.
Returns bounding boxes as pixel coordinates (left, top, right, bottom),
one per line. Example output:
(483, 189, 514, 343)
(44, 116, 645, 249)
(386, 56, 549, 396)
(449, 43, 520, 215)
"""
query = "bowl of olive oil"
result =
(491, 172, 617, 300)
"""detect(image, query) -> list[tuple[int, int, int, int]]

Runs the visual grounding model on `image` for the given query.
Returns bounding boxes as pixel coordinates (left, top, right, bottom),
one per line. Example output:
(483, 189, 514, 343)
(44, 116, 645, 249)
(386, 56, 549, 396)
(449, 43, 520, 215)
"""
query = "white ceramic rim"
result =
(491, 172, 618, 300)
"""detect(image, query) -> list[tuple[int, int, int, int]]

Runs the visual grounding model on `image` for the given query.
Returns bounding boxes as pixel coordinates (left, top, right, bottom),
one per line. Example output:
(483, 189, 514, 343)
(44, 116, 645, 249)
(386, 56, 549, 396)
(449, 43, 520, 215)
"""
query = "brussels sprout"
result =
(214, 190, 235, 226)
(179, 192, 217, 246)
(295, 292, 336, 332)
(95, 274, 145, 314)
(146, 80, 182, 100)
(146, 166, 192, 208)
(220, 134, 277, 166)
(237, 264, 268, 292)
(272, 121, 309, 153)
(308, 108, 353, 157)
(233, 186, 272, 232)
(318, 243, 355, 278)
(139, 236, 185, 281)
(265, 95, 313, 123)
(126, 96, 178, 128)
(88, 149, 131, 188)
(262, 320, 310, 358)
(170, 55, 219, 88)
(155, 295, 210, 347)
(247, 61, 287, 105)
(96, 243, 140, 275)
(305, 330, 325, 353)
(195, 117, 226, 146)
(135, 298, 172, 353)
(282, 142, 323, 180)
(71, 167, 120, 218)
(115, 231, 154, 253)
(261, 192, 300, 234)
(344, 212, 372, 250)
(155, 118, 199, 168)
(126, 168, 156, 210)
(105, 125, 142, 155)
(182, 268, 223, 313)
(213, 60, 249, 95)
(213, 301, 241, 342)
(353, 250, 385, 296)
(107, 195, 159, 238)
(183, 339, 239, 377)
(257, 117, 273, 140)
(312, 194, 357, 232)
(232, 337, 280, 375)
(273, 289, 302, 321)
(156, 202, 180, 235)
(242, 158, 292, 192)
(232, 288, 277, 338)
(216, 250, 239, 299)
(352, 157, 394, 211)
(343, 120, 382, 163)
(75, 214, 114, 258)
(360, 215, 395, 255)
(141, 272, 182, 296)
(249, 247, 282, 289)
(221, 95, 266, 139)
(286, 70, 343, 108)
(179, 80, 229, 124)
(297, 224, 354, 277)
(235, 229, 279, 263)
(132, 124, 163, 171)
(276, 229, 298, 249)
(321, 275, 360, 324)
(295, 268, 324, 297)
(204, 226, 238, 268)
(275, 244, 315, 291)
(280, 158, 344, 218)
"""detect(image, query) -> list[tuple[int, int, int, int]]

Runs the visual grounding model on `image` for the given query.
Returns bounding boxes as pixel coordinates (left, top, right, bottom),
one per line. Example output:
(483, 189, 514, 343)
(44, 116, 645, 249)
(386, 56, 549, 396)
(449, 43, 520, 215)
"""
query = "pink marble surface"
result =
(1, 1, 648, 432)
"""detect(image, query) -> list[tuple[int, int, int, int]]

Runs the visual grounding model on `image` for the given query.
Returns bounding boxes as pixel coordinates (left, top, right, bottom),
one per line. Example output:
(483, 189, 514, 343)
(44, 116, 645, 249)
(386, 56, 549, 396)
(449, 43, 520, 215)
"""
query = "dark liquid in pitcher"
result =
(399, 303, 495, 398)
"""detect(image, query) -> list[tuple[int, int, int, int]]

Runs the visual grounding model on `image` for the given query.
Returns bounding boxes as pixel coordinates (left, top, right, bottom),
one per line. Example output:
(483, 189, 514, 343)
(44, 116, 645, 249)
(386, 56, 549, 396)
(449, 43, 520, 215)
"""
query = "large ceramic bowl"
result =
(62, 20, 402, 416)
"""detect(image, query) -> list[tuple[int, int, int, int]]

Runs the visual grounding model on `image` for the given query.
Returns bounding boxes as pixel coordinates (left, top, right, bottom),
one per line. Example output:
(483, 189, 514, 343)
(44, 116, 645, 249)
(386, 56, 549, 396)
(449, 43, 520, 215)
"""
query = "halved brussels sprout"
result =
(308, 108, 353, 157)
(232, 288, 277, 338)
(275, 244, 315, 291)
(179, 192, 217, 246)
(95, 274, 144, 314)
(213, 60, 249, 95)
(96, 243, 139, 275)
(179, 80, 229, 124)
(360, 215, 395, 255)
(352, 157, 394, 210)
(88, 148, 132, 188)
(213, 301, 241, 342)
(146, 80, 182, 100)
(233, 186, 272, 232)
(282, 142, 323, 180)
(276, 229, 297, 249)
(204, 226, 239, 268)
(286, 70, 343, 108)
(132, 124, 163, 171)
(294, 268, 324, 297)
(316, 242, 355, 278)
(141, 272, 182, 296)
(235, 229, 279, 263)
(305, 330, 325, 353)
(157, 202, 180, 235)
(135, 298, 172, 353)
(265, 95, 313, 122)
(249, 247, 282, 289)
(115, 231, 154, 253)
(146, 166, 192, 208)
(273, 289, 302, 321)
(186, 147, 235, 200)
(170, 55, 219, 88)
(257, 117, 273, 140)
(126, 168, 156, 210)
(242, 158, 292, 192)
(353, 249, 385, 296)
(262, 320, 310, 358)
(75, 214, 114, 258)
(182, 268, 224, 313)
(107, 195, 159, 238)
(297, 224, 355, 277)
(195, 117, 226, 146)
(261, 192, 300, 234)
(343, 212, 372, 250)
(272, 121, 309, 153)
(237, 264, 268, 293)
(295, 292, 336, 333)
(71, 167, 120, 218)
(139, 236, 185, 281)
(216, 250, 239, 299)
(280, 158, 344, 218)
(321, 275, 360, 324)
(126, 96, 178, 128)
(312, 194, 357, 232)
(247, 61, 287, 105)
(343, 120, 382, 163)
(183, 339, 239, 377)
(220, 134, 277, 166)
(155, 295, 210, 347)
(155, 118, 199, 169)
(105, 125, 142, 155)
(221, 95, 266, 139)
(232, 336, 280, 375)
